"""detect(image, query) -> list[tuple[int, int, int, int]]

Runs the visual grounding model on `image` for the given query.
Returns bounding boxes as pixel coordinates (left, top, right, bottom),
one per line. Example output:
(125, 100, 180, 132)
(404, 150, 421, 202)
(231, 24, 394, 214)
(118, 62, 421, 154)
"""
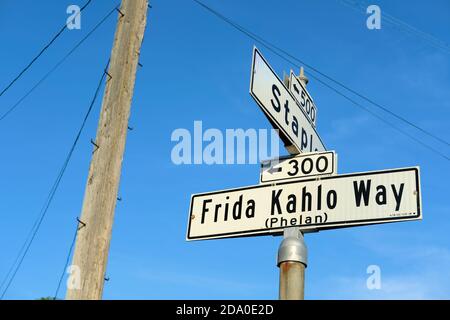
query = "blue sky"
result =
(0, 0, 449, 299)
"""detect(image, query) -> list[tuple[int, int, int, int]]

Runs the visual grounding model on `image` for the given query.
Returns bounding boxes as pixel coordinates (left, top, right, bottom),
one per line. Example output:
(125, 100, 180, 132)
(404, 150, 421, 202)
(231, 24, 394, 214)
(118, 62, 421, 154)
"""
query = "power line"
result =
(0, 60, 109, 300)
(308, 73, 450, 161)
(195, 0, 450, 149)
(222, 14, 450, 161)
(260, 40, 450, 149)
(0, 0, 93, 99)
(0, 3, 118, 295)
(337, 0, 450, 55)
(192, 0, 450, 161)
(0, 3, 119, 123)
(227, 3, 449, 160)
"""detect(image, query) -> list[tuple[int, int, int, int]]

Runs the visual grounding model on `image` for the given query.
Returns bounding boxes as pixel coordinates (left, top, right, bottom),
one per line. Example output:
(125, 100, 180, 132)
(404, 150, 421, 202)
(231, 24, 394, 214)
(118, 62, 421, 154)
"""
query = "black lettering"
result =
(301, 158, 313, 174)
(287, 194, 296, 213)
(271, 189, 283, 215)
(270, 217, 278, 227)
(327, 190, 337, 209)
(310, 106, 316, 123)
(354, 180, 371, 207)
(214, 204, 221, 222)
(315, 215, 323, 224)
(317, 184, 322, 210)
(201, 199, 212, 224)
(316, 155, 328, 173)
(284, 100, 290, 125)
(301, 128, 308, 150)
(246, 199, 255, 218)
(232, 195, 243, 220)
(224, 196, 230, 221)
(288, 159, 299, 176)
(375, 185, 387, 205)
(392, 183, 404, 211)
(292, 116, 298, 137)
(301, 186, 312, 212)
(271, 84, 281, 112)
(306, 99, 311, 114)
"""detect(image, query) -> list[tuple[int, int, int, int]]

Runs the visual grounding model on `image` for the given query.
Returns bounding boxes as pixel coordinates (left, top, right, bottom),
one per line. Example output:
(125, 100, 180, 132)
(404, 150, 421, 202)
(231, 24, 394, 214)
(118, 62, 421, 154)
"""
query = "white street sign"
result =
(261, 151, 337, 184)
(250, 47, 326, 154)
(289, 70, 317, 127)
(187, 167, 421, 241)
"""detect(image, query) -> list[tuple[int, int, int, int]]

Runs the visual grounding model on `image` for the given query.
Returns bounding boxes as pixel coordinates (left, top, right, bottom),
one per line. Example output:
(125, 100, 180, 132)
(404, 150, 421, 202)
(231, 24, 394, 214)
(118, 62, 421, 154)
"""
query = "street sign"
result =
(260, 151, 337, 184)
(187, 167, 421, 241)
(289, 70, 317, 127)
(250, 47, 326, 154)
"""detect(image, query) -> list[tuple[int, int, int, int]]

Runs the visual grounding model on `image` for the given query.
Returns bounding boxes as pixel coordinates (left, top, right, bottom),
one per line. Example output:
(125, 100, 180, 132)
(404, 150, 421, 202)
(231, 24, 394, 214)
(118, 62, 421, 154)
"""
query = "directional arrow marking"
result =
(250, 47, 325, 153)
(260, 151, 337, 184)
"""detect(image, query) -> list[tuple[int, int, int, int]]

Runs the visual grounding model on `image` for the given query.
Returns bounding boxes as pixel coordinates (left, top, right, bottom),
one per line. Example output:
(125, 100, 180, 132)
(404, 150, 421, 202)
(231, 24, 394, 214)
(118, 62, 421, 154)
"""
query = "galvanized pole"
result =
(277, 68, 309, 300)
(278, 227, 307, 299)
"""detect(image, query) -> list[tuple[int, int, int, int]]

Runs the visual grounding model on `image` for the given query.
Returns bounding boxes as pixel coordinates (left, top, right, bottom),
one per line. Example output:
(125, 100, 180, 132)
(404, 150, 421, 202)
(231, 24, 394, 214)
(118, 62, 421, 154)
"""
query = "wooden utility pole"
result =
(66, 0, 148, 300)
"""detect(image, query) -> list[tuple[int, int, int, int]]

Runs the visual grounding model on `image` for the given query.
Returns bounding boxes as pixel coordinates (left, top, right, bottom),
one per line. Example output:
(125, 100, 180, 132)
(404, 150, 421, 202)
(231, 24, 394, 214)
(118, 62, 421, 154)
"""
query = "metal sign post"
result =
(186, 47, 423, 301)
(278, 227, 307, 300)
(278, 68, 309, 300)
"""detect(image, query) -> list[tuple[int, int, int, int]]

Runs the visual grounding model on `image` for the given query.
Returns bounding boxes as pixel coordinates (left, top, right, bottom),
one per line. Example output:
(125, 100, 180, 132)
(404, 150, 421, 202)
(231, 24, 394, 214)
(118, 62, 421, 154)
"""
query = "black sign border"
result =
(260, 151, 336, 183)
(249, 47, 326, 153)
(289, 70, 318, 127)
(187, 167, 421, 240)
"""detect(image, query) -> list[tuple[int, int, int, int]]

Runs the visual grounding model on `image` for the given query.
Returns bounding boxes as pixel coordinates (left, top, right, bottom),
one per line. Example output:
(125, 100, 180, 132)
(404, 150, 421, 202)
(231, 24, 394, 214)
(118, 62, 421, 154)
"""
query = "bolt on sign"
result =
(187, 167, 421, 241)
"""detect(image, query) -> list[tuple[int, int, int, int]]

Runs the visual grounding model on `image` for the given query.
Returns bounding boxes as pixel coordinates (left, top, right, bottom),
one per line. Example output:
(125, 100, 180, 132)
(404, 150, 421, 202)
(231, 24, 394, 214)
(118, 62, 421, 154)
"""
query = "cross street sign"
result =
(289, 70, 317, 127)
(250, 47, 326, 154)
(261, 151, 337, 184)
(187, 167, 421, 241)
